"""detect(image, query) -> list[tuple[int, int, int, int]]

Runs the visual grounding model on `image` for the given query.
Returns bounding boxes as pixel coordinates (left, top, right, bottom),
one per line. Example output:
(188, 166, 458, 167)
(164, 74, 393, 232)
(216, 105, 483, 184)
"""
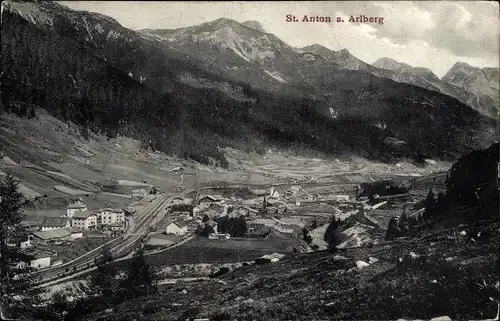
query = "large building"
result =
(66, 200, 88, 218)
(71, 211, 97, 230)
(40, 217, 71, 231)
(97, 208, 125, 225)
(31, 227, 82, 243)
(166, 220, 188, 236)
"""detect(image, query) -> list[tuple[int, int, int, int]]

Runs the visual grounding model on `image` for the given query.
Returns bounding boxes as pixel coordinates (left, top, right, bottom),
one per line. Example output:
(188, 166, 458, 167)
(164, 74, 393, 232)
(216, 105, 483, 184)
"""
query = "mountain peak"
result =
(373, 57, 411, 70)
(301, 44, 334, 58)
(242, 20, 265, 32)
(337, 48, 350, 55)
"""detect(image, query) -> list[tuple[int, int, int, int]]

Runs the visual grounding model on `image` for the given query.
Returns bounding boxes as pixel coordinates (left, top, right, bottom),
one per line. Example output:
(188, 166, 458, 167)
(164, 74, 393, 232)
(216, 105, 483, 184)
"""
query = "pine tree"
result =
(120, 248, 157, 298)
(28, 107, 36, 119)
(324, 217, 342, 251)
(88, 246, 117, 298)
(0, 174, 43, 317)
(385, 217, 400, 240)
(302, 228, 313, 244)
(398, 209, 408, 233)
(423, 188, 436, 219)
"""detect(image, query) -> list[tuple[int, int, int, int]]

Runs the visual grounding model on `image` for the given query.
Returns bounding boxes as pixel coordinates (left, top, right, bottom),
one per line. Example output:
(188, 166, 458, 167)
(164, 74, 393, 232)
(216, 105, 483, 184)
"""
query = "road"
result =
(35, 193, 175, 285)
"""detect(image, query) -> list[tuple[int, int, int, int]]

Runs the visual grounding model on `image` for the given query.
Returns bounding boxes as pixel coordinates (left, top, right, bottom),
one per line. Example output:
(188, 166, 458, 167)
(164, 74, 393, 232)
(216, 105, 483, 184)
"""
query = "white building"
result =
(198, 195, 223, 206)
(71, 211, 97, 230)
(132, 188, 147, 197)
(97, 208, 125, 225)
(41, 217, 71, 231)
(166, 220, 188, 236)
(66, 201, 88, 218)
(31, 255, 51, 270)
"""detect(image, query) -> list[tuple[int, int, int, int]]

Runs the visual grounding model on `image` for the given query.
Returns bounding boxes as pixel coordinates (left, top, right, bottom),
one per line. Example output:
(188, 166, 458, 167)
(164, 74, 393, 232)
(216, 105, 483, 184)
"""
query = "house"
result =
(71, 211, 97, 230)
(269, 187, 280, 199)
(66, 200, 88, 218)
(41, 217, 71, 231)
(198, 195, 223, 205)
(70, 230, 84, 239)
(170, 197, 184, 205)
(170, 166, 184, 174)
(31, 253, 51, 269)
(51, 260, 63, 267)
(31, 228, 73, 243)
(97, 208, 125, 225)
(166, 220, 188, 236)
(6, 233, 31, 249)
(109, 222, 125, 231)
(132, 188, 148, 197)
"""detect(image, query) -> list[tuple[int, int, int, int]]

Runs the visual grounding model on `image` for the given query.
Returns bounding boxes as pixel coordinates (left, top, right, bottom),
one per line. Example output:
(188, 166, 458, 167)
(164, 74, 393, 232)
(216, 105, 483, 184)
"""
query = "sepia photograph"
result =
(0, 1, 499, 320)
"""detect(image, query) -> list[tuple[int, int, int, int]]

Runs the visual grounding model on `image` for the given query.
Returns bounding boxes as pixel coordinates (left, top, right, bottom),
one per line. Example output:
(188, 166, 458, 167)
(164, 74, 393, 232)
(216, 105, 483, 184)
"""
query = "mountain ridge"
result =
(1, 0, 497, 165)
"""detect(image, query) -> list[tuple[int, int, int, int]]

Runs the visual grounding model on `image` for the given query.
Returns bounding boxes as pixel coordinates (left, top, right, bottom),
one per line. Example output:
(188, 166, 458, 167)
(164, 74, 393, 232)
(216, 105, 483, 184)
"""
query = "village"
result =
(9, 158, 432, 279)
(145, 180, 420, 257)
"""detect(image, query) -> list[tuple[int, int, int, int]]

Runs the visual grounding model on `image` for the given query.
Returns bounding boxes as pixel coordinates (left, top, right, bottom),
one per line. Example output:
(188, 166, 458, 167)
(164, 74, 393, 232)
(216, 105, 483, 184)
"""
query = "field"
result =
(139, 235, 302, 267)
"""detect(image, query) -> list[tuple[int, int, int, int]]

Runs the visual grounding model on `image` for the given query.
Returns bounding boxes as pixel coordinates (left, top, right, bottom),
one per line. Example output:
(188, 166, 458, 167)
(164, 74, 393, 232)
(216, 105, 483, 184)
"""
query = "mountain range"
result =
(1, 0, 498, 163)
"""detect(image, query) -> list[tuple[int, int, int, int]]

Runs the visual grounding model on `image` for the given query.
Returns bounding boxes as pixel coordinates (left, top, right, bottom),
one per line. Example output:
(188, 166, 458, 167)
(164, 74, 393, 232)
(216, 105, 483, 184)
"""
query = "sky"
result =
(59, 1, 499, 77)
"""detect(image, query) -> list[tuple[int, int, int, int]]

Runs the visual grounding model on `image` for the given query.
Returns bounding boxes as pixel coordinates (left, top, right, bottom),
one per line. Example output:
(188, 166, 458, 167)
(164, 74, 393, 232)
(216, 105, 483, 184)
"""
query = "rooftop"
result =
(42, 217, 68, 227)
(32, 227, 73, 240)
(67, 202, 87, 209)
(251, 218, 278, 227)
(199, 195, 223, 202)
(98, 208, 124, 213)
(206, 220, 218, 227)
(170, 220, 189, 228)
(72, 210, 96, 219)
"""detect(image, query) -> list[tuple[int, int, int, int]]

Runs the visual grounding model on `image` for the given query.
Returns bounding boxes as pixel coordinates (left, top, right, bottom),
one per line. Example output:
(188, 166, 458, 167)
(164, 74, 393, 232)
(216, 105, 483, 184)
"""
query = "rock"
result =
(235, 296, 245, 301)
(444, 257, 454, 262)
(356, 261, 370, 269)
(368, 257, 379, 264)
(242, 298, 254, 304)
(218, 280, 228, 285)
(460, 231, 467, 236)
(409, 252, 419, 259)
(431, 279, 438, 284)
(105, 308, 113, 313)
(181, 289, 188, 294)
